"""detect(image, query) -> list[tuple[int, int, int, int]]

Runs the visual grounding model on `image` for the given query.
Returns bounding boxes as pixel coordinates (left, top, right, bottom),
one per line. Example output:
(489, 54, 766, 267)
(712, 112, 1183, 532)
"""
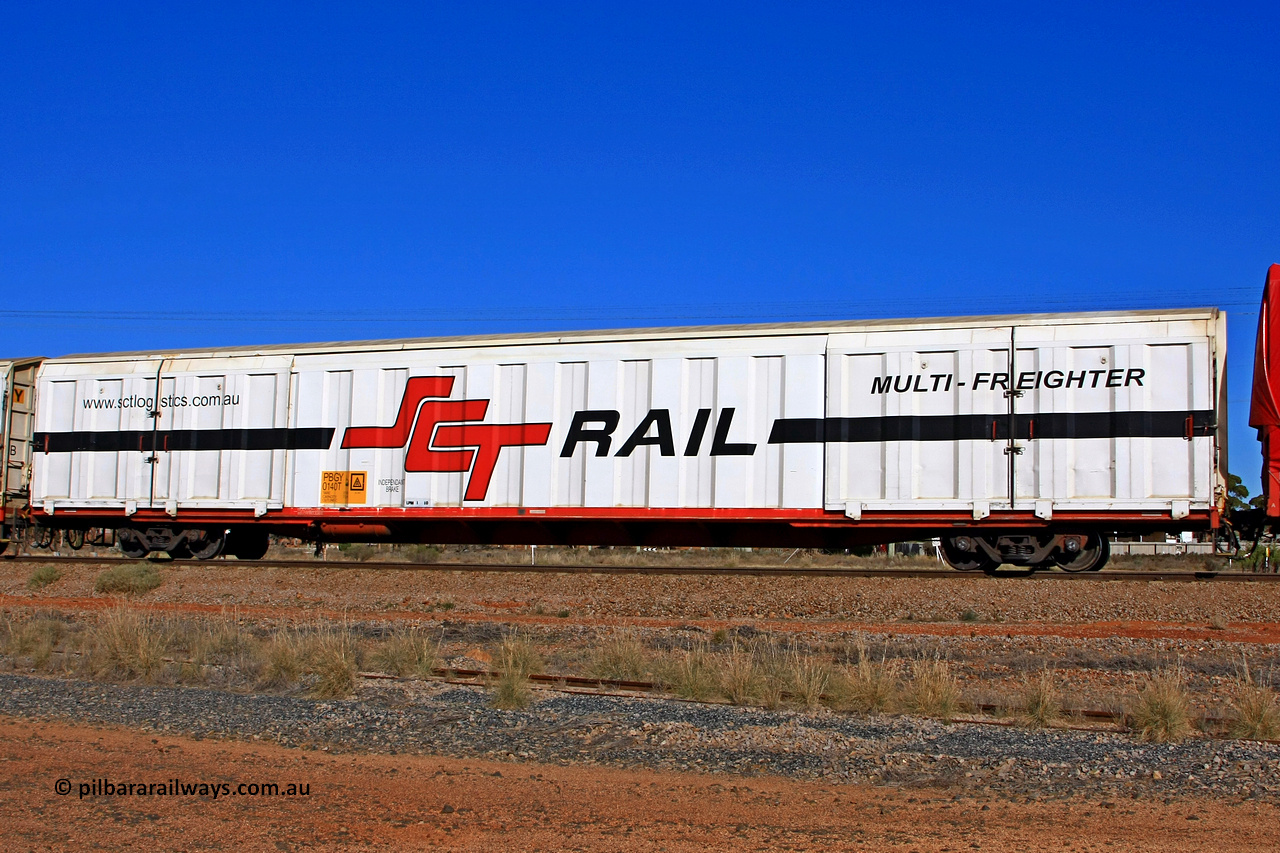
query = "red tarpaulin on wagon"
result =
(1249, 263, 1280, 516)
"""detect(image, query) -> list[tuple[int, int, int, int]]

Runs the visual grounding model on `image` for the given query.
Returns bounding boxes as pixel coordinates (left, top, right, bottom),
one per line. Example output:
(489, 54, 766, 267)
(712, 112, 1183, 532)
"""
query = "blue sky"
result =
(2, 3, 1277, 483)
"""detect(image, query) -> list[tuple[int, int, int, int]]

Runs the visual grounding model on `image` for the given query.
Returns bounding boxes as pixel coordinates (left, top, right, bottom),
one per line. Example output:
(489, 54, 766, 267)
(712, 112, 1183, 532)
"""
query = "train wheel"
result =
(941, 536, 999, 573)
(187, 530, 226, 561)
(167, 541, 192, 559)
(1055, 534, 1109, 572)
(117, 529, 149, 559)
(66, 528, 86, 550)
(31, 525, 53, 549)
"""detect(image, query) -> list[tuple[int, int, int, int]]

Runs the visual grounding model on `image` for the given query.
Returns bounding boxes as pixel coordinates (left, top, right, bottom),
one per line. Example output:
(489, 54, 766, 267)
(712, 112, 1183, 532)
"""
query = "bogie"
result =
(941, 531, 1109, 574)
(114, 527, 227, 561)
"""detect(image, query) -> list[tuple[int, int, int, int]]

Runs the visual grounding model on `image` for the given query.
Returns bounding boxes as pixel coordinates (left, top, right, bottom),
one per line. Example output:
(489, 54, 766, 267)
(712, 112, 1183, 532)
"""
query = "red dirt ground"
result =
(7, 589, 1280, 646)
(2, 717, 1274, 852)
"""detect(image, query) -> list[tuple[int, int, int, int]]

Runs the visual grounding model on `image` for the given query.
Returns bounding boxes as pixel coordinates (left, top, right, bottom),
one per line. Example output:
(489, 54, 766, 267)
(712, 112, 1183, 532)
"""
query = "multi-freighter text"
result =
(870, 369, 1145, 394)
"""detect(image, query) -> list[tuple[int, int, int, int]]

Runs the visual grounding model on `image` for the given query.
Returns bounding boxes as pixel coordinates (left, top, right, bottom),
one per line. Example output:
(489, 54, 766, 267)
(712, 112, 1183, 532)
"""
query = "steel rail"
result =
(3, 553, 1277, 582)
(360, 669, 1271, 739)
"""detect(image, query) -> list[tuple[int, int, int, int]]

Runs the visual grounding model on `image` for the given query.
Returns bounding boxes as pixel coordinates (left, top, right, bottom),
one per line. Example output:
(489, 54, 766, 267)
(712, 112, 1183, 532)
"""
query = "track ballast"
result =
(3, 553, 1272, 582)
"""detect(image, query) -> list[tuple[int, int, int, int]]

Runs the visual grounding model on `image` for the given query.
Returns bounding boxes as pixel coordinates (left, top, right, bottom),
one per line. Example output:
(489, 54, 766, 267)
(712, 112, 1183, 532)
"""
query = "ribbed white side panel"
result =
(30, 312, 1220, 517)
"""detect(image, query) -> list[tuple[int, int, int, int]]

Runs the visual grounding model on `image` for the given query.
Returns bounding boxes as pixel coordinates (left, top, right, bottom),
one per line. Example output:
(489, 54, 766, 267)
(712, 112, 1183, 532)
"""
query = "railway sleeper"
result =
(942, 532, 1108, 574)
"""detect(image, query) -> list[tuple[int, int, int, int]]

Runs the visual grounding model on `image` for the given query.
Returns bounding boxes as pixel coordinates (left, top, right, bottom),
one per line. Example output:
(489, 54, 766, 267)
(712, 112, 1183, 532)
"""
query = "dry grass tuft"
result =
(3, 615, 66, 669)
(829, 641, 899, 713)
(370, 626, 438, 678)
(490, 669, 532, 709)
(258, 629, 307, 689)
(95, 562, 163, 595)
(746, 640, 790, 709)
(589, 631, 648, 681)
(308, 626, 359, 698)
(784, 647, 832, 710)
(489, 633, 543, 710)
(89, 606, 169, 681)
(718, 644, 763, 706)
(1230, 661, 1280, 740)
(1019, 669, 1061, 728)
(494, 634, 543, 678)
(1130, 666, 1193, 742)
(191, 617, 253, 663)
(902, 655, 963, 722)
(661, 643, 718, 701)
(180, 616, 255, 683)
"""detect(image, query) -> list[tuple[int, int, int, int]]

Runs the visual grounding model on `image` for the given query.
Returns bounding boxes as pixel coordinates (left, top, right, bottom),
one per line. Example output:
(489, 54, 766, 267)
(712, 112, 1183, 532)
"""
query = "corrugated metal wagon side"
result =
(0, 357, 42, 553)
(26, 306, 1228, 571)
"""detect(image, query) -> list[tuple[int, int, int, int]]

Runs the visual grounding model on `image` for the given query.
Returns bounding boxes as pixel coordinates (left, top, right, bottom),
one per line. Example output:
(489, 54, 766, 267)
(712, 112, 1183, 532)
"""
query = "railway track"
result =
(360, 668, 1274, 739)
(4, 553, 1276, 582)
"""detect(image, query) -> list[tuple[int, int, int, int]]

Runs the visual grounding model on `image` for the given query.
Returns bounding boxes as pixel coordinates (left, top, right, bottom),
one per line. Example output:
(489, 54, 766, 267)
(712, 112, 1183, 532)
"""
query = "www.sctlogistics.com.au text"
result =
(82, 393, 240, 410)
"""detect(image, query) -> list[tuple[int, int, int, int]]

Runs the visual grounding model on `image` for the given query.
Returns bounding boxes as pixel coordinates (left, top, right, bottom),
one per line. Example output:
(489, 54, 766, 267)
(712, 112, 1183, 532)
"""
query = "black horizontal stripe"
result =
(768, 410, 1216, 444)
(34, 427, 336, 453)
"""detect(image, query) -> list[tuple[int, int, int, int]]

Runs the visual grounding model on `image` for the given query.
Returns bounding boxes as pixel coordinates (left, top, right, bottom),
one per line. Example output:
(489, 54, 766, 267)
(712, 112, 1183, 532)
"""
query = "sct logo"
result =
(340, 376, 552, 501)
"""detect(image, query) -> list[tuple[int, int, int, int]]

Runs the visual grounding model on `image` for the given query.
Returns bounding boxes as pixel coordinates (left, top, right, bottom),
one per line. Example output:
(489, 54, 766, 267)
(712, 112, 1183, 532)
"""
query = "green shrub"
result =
(27, 565, 63, 590)
(337, 543, 377, 562)
(95, 563, 163, 595)
(404, 545, 443, 564)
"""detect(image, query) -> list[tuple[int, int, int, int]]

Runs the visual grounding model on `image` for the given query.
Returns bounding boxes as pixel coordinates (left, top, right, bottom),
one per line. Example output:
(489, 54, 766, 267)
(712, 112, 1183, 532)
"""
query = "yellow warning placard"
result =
(321, 471, 368, 505)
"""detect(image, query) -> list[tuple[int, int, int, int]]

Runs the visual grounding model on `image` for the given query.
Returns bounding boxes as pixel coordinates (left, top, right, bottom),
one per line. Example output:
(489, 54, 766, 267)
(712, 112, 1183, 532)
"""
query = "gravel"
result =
(9, 559, 1280, 626)
(2, 672, 1276, 801)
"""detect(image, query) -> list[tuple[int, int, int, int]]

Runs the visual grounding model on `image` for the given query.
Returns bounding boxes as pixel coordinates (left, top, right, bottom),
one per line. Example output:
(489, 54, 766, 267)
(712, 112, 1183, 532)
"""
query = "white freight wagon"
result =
(27, 308, 1226, 571)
